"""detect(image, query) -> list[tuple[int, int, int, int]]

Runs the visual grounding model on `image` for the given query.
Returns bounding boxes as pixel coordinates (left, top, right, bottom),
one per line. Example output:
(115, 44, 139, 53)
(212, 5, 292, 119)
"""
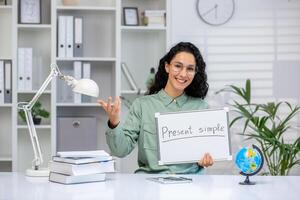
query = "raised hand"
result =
(97, 96, 121, 127)
(197, 153, 214, 168)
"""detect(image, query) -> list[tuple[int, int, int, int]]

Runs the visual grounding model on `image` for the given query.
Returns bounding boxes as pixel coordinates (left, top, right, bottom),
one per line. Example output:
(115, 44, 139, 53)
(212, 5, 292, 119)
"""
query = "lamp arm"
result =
(17, 63, 79, 170)
(27, 64, 61, 110)
(24, 109, 43, 169)
(17, 63, 63, 170)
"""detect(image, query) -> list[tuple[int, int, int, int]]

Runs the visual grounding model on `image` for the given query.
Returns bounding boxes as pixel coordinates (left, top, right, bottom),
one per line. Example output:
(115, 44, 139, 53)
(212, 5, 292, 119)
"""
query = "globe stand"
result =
(239, 175, 255, 185)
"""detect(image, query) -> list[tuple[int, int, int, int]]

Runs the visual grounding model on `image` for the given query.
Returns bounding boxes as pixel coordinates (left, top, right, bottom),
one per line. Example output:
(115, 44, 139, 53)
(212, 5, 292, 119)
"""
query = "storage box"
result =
(57, 117, 97, 151)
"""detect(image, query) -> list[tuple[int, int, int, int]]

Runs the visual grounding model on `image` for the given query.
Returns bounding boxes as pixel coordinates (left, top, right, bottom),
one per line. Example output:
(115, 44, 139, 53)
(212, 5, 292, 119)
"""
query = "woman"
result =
(98, 42, 213, 174)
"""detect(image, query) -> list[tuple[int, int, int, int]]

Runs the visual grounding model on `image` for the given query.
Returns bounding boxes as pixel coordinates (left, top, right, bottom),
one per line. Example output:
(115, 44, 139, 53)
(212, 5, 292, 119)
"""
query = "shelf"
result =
(17, 125, 51, 129)
(121, 90, 147, 95)
(0, 57, 12, 60)
(0, 104, 12, 107)
(17, 90, 51, 94)
(17, 24, 52, 30)
(0, 5, 12, 9)
(0, 157, 12, 161)
(56, 103, 100, 107)
(56, 57, 116, 62)
(56, 6, 116, 11)
(121, 26, 166, 31)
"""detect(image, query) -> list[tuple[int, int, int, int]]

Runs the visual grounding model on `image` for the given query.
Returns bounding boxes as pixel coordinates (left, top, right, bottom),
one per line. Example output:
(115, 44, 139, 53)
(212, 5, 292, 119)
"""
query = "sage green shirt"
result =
(106, 89, 209, 174)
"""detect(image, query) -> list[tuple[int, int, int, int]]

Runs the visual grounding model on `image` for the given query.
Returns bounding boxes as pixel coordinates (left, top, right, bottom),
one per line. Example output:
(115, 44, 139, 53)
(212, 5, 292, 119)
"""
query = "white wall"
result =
(169, 0, 300, 175)
(119, 0, 300, 175)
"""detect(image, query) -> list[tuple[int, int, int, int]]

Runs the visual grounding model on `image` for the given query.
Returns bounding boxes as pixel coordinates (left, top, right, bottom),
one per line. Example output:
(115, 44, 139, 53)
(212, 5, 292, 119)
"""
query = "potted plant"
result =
(217, 79, 300, 175)
(18, 101, 50, 125)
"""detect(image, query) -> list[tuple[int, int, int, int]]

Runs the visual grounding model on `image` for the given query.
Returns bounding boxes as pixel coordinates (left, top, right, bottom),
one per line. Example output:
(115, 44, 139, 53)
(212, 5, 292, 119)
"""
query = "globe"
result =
(235, 145, 264, 185)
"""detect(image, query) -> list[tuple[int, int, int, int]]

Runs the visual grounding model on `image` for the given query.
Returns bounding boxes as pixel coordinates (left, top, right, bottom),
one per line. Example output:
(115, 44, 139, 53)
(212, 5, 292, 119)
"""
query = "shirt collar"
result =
(158, 89, 188, 107)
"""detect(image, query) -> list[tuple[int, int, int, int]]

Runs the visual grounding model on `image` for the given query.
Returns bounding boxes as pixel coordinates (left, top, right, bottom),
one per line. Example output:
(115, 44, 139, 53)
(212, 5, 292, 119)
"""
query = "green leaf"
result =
(245, 79, 251, 104)
(215, 79, 300, 176)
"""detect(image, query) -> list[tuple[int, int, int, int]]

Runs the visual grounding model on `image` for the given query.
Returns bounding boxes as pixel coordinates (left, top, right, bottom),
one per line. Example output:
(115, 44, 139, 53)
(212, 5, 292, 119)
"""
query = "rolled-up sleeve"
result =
(106, 98, 141, 157)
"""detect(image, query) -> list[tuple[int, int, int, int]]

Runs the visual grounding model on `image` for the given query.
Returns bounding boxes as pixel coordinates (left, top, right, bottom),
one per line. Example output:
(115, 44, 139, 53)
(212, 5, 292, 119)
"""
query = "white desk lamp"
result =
(17, 63, 99, 177)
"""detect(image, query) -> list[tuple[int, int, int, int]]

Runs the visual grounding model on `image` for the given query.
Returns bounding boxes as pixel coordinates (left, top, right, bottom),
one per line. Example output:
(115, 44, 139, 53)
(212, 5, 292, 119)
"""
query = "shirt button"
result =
(173, 99, 176, 103)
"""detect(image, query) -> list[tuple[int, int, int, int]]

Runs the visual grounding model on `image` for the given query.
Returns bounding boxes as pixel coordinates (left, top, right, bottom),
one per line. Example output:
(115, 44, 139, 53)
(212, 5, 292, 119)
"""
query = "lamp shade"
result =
(72, 79, 99, 97)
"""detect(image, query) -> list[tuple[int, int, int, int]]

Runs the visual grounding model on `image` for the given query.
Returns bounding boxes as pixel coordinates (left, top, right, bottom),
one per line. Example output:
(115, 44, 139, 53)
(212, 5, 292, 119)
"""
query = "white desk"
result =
(0, 173, 299, 200)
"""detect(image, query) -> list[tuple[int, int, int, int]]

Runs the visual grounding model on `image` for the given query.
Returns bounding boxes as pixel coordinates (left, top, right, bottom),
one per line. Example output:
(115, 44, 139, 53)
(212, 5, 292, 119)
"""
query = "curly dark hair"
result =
(148, 42, 209, 99)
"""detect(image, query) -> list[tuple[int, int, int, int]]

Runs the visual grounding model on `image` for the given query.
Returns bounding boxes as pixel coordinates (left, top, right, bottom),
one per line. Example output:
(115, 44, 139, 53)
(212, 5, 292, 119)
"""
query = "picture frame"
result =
(19, 0, 41, 24)
(123, 7, 139, 26)
(0, 0, 6, 5)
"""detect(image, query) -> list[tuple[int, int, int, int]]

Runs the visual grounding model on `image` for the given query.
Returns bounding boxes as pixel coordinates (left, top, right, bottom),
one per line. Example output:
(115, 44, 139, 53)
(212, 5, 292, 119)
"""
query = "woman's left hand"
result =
(197, 153, 214, 167)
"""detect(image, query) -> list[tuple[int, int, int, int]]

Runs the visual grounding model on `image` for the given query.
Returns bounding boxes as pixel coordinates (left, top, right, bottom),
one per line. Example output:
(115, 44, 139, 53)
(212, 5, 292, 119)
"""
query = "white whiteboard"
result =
(155, 108, 232, 165)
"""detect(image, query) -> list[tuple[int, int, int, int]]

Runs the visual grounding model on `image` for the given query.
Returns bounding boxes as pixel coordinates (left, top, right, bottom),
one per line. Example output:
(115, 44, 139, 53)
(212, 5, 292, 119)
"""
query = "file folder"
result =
(74, 17, 83, 57)
(58, 16, 67, 58)
(0, 60, 4, 104)
(18, 48, 25, 91)
(66, 16, 74, 58)
(82, 62, 91, 103)
(73, 61, 82, 103)
(4, 60, 12, 103)
(24, 48, 32, 91)
(121, 62, 138, 91)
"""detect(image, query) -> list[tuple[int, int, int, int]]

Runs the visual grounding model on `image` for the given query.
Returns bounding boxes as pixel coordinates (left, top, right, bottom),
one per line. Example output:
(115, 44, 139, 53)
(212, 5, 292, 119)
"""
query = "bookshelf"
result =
(120, 0, 167, 95)
(0, 0, 169, 173)
(119, 0, 168, 172)
(0, 0, 13, 172)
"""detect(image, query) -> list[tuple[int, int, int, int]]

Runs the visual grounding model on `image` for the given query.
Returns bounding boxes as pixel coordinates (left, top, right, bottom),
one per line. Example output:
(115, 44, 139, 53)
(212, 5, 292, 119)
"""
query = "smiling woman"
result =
(98, 42, 213, 174)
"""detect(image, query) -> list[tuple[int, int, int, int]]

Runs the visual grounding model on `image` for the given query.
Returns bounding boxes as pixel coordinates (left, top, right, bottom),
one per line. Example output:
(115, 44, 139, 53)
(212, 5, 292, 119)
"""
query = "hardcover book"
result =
(49, 160, 115, 176)
(57, 150, 110, 158)
(52, 156, 113, 164)
(49, 172, 106, 184)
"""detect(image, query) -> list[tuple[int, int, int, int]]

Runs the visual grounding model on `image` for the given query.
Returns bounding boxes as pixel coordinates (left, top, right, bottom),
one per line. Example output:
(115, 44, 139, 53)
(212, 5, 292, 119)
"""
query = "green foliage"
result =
(18, 101, 50, 122)
(217, 79, 300, 176)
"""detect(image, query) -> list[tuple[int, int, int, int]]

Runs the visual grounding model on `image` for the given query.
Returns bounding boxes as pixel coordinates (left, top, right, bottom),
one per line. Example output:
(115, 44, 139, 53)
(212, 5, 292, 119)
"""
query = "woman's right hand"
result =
(97, 96, 121, 128)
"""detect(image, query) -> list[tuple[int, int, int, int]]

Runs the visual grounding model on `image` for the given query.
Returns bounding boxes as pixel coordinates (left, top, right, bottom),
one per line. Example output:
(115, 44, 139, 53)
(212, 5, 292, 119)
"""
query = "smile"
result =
(175, 77, 187, 84)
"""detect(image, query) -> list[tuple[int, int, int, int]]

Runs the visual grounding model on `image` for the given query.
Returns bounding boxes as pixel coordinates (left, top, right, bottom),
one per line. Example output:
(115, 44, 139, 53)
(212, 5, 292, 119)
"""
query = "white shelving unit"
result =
(118, 0, 168, 172)
(1, 0, 169, 173)
(0, 0, 13, 172)
(120, 0, 168, 96)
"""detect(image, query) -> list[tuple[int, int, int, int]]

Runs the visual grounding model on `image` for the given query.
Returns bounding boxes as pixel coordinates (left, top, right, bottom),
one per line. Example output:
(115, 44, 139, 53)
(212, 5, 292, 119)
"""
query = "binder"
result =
(66, 16, 74, 58)
(121, 62, 138, 90)
(74, 17, 83, 57)
(58, 16, 67, 58)
(4, 60, 12, 103)
(18, 48, 25, 91)
(58, 67, 74, 103)
(24, 48, 33, 91)
(82, 62, 91, 103)
(0, 60, 4, 104)
(73, 61, 82, 103)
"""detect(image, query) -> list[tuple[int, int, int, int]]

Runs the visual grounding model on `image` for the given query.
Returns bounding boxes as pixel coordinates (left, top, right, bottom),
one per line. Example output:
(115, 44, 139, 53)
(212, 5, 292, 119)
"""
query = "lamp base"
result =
(26, 168, 49, 177)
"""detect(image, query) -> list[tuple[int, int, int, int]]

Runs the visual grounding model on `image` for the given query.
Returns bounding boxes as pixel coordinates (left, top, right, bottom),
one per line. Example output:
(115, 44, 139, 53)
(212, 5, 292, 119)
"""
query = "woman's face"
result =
(165, 51, 197, 96)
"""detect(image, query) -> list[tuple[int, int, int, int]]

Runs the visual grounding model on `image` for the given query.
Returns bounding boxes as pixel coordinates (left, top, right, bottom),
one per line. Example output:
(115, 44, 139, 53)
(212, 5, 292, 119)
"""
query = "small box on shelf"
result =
(141, 10, 166, 27)
(62, 0, 79, 6)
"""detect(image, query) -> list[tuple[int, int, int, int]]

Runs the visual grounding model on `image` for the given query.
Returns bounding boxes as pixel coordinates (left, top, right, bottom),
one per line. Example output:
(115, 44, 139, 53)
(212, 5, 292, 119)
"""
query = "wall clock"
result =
(196, 0, 235, 26)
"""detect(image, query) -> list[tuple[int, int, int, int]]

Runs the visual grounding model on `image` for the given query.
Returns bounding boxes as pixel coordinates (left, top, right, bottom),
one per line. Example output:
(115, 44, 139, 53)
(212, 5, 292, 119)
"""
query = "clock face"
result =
(196, 0, 235, 26)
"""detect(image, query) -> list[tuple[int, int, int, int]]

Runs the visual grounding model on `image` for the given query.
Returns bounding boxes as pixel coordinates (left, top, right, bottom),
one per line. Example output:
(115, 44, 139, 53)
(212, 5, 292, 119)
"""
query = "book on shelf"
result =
(49, 159, 115, 176)
(144, 10, 166, 16)
(142, 10, 166, 27)
(52, 155, 113, 164)
(49, 172, 106, 184)
(57, 150, 110, 158)
(121, 62, 138, 91)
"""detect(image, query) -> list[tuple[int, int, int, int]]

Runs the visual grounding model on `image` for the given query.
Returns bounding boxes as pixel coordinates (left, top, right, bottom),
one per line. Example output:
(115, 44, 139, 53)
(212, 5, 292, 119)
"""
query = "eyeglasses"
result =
(170, 62, 197, 77)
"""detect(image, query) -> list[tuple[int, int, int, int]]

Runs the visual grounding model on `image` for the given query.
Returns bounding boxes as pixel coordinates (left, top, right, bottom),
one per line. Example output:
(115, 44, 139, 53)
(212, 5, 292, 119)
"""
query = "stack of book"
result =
(142, 10, 166, 27)
(49, 150, 115, 184)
